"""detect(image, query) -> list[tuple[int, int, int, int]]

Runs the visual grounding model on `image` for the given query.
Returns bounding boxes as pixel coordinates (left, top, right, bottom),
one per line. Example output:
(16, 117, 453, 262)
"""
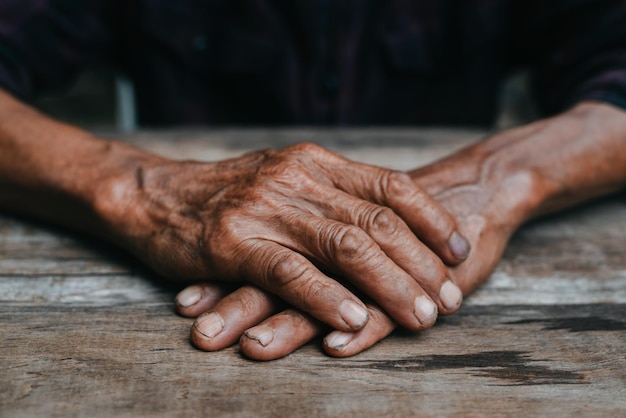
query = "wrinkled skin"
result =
(0, 87, 468, 355)
(96, 143, 469, 334)
(176, 102, 626, 360)
(177, 149, 519, 358)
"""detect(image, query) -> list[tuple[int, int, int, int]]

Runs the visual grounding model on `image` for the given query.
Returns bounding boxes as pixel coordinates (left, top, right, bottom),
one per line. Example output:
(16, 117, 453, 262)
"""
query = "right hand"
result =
(96, 142, 469, 335)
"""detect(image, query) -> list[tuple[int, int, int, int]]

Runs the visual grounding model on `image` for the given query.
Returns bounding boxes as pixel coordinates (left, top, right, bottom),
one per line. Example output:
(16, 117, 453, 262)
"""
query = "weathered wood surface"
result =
(1, 129, 625, 418)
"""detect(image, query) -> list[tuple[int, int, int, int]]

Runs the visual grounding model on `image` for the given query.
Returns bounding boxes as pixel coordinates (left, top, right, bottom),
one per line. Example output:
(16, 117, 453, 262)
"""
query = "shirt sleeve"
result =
(511, 0, 626, 115)
(0, 0, 123, 101)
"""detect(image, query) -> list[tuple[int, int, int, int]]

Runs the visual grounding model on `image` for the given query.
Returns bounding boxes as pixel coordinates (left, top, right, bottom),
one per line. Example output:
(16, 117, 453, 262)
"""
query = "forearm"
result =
(412, 102, 626, 228)
(0, 88, 160, 237)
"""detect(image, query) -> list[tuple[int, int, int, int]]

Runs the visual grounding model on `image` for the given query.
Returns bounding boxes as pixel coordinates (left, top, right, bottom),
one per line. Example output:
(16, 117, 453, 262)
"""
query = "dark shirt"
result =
(1, 0, 625, 126)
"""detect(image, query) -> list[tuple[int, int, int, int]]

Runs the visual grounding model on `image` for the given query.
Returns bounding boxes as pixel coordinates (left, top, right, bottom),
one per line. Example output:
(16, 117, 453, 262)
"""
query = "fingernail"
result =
(244, 324, 274, 347)
(324, 331, 354, 350)
(448, 231, 470, 259)
(194, 312, 224, 338)
(176, 285, 202, 307)
(440, 280, 463, 311)
(413, 295, 438, 326)
(339, 300, 370, 330)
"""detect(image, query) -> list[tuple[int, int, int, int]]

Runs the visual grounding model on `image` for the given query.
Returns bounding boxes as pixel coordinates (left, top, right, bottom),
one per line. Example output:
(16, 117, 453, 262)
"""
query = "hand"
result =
(97, 142, 470, 335)
(175, 162, 518, 358)
(176, 122, 553, 359)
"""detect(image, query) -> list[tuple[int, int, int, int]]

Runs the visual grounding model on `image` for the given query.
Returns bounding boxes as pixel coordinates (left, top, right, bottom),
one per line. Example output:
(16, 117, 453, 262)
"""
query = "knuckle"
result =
(247, 176, 280, 200)
(264, 143, 340, 188)
(294, 276, 333, 312)
(259, 157, 312, 188)
(384, 171, 414, 195)
(286, 142, 325, 155)
(266, 252, 328, 310)
(262, 159, 300, 180)
(268, 252, 310, 288)
(368, 206, 401, 236)
(333, 225, 376, 261)
(285, 142, 339, 163)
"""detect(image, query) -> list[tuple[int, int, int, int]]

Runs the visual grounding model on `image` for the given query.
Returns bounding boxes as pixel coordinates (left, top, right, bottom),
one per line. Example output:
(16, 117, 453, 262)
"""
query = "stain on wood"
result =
(508, 316, 626, 332)
(345, 351, 587, 386)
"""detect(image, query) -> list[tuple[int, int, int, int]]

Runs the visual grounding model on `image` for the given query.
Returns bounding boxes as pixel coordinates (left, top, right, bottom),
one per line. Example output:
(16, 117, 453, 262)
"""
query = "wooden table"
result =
(1, 129, 625, 417)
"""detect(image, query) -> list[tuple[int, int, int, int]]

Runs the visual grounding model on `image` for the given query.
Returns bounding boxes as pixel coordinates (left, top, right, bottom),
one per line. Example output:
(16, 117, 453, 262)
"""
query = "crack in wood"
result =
(345, 351, 587, 386)
(505, 316, 626, 332)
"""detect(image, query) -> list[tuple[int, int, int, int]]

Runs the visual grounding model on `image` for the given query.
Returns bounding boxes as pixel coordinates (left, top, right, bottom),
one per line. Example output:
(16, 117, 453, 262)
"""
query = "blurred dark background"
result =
(32, 70, 538, 132)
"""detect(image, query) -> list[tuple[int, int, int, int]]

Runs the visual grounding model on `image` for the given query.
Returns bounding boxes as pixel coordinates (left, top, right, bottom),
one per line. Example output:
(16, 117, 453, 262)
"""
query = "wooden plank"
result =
(1, 303, 624, 417)
(2, 192, 625, 307)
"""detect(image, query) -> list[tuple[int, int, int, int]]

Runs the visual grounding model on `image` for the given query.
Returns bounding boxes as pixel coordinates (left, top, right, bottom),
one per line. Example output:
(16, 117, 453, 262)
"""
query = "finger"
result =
(281, 213, 459, 327)
(281, 143, 468, 263)
(239, 309, 324, 361)
(190, 286, 280, 351)
(323, 303, 397, 357)
(333, 165, 470, 265)
(241, 240, 371, 332)
(304, 190, 464, 316)
(175, 282, 233, 318)
(446, 213, 505, 296)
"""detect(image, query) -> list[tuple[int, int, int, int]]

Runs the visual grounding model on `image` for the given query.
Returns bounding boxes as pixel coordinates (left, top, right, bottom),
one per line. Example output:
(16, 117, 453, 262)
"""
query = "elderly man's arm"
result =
(181, 101, 626, 360)
(0, 87, 473, 335)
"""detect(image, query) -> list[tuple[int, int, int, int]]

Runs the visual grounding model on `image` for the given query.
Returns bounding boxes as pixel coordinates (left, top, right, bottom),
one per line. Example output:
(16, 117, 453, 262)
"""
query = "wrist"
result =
(409, 133, 551, 232)
(410, 101, 626, 227)
(483, 102, 626, 217)
(471, 129, 557, 225)
(88, 139, 169, 242)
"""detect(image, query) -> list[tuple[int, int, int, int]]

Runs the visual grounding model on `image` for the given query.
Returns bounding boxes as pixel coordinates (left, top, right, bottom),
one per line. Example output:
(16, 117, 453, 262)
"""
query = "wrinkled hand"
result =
(175, 136, 539, 360)
(98, 143, 469, 338)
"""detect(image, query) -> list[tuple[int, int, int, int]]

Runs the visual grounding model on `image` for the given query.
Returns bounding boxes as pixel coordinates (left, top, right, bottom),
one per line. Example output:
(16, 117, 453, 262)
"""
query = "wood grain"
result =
(1, 129, 625, 417)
